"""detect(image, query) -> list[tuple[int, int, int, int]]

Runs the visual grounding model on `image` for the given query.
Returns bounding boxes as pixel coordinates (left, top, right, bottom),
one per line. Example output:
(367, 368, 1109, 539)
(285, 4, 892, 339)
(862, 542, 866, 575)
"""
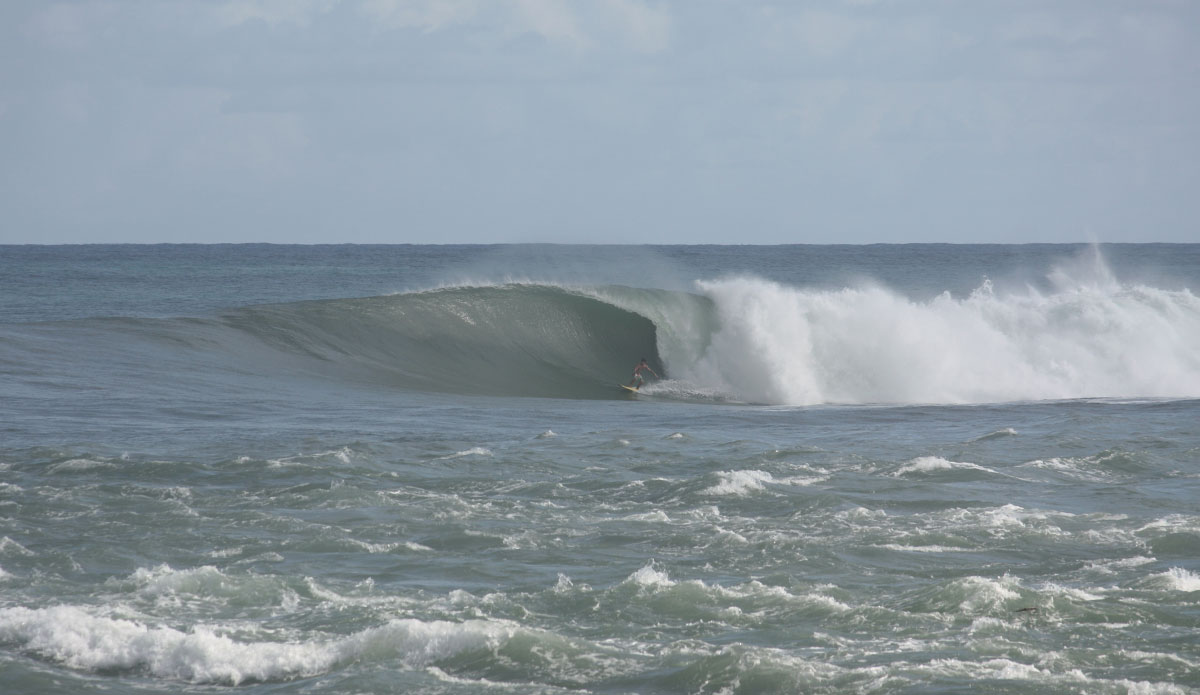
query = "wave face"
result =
(221, 285, 663, 399)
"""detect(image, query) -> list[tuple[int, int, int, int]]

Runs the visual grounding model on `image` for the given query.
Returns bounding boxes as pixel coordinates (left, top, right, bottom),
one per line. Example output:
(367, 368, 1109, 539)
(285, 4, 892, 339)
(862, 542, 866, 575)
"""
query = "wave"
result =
(217, 284, 664, 399)
(0, 604, 529, 685)
(670, 273, 1200, 404)
(7, 254, 1200, 405)
(601, 253, 1200, 404)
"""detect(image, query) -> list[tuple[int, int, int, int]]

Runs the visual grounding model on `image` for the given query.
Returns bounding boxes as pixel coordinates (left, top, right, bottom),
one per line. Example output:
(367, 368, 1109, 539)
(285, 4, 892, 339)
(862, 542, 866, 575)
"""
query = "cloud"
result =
(22, 2, 118, 51)
(358, 0, 668, 51)
(512, 0, 584, 46)
(601, 0, 671, 53)
(791, 9, 862, 58)
(1000, 11, 1097, 45)
(215, 0, 340, 28)
(359, 0, 481, 32)
(1, 0, 1197, 243)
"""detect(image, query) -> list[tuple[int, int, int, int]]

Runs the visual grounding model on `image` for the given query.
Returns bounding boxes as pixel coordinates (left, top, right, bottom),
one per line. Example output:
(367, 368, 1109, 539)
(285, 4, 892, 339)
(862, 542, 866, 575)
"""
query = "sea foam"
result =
(441, 447, 493, 459)
(672, 254, 1200, 404)
(0, 605, 334, 684)
(702, 470, 774, 496)
(894, 457, 992, 477)
(0, 605, 520, 684)
(1154, 567, 1200, 592)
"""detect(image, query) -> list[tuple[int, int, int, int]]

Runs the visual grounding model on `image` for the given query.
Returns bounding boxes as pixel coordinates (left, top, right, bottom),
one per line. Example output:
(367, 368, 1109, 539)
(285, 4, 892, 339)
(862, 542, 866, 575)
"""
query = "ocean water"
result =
(1, 243, 1198, 694)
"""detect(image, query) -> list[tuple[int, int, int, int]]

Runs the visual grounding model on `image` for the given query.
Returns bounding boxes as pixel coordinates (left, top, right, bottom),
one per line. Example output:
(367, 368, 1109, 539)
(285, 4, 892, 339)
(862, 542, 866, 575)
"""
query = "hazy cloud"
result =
(1, 0, 1197, 243)
(360, 0, 482, 32)
(216, 0, 341, 28)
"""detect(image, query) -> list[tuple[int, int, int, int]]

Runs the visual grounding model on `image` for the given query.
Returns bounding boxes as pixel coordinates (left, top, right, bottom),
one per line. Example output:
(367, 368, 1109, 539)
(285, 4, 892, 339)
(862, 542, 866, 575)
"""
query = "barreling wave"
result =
(219, 285, 665, 399)
(10, 255, 1200, 405)
(219, 263, 1200, 404)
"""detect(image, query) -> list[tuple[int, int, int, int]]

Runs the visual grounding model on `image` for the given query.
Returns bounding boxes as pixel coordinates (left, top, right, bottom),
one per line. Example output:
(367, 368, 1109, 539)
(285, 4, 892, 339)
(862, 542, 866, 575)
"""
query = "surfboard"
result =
(619, 384, 640, 393)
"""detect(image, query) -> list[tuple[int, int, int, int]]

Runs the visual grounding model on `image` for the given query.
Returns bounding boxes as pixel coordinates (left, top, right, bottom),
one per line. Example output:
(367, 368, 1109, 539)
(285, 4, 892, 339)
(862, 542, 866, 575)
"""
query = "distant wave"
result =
(8, 261, 1200, 404)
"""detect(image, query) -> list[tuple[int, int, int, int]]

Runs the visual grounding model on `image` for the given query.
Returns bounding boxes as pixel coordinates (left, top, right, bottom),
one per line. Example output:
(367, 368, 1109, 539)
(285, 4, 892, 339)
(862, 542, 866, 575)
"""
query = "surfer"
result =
(627, 358, 658, 390)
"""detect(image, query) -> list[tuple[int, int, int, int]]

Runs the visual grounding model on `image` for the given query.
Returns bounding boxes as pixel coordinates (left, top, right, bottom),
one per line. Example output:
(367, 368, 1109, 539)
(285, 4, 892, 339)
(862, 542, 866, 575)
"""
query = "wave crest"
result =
(18, 256, 1200, 405)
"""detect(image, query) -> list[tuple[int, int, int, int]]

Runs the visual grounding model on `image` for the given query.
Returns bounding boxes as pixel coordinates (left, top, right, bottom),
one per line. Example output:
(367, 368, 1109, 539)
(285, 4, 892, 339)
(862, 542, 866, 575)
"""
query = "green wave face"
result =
(223, 285, 666, 399)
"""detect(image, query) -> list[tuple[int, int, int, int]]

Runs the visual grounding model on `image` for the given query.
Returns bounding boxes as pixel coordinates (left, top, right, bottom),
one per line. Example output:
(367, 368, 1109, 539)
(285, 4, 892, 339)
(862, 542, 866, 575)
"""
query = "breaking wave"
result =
(0, 605, 529, 685)
(9, 253, 1200, 405)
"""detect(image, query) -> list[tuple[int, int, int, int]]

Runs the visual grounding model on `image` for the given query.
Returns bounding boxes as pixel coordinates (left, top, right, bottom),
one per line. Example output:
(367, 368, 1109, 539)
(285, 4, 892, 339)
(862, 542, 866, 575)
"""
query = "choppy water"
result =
(1, 244, 1198, 694)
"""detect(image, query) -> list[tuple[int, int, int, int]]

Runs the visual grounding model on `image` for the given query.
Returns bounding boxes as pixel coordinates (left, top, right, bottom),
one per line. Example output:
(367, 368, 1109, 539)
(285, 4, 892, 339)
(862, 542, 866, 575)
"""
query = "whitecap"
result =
(1020, 457, 1112, 482)
(625, 510, 671, 523)
(47, 458, 114, 473)
(894, 456, 992, 477)
(876, 543, 978, 554)
(702, 470, 773, 496)
(345, 539, 408, 554)
(625, 564, 674, 588)
(1083, 556, 1156, 574)
(0, 605, 335, 684)
(836, 507, 887, 521)
(124, 564, 233, 597)
(944, 575, 1022, 613)
(0, 536, 34, 556)
(775, 474, 829, 486)
(0, 605, 524, 685)
(1137, 514, 1200, 534)
(700, 524, 747, 545)
(1152, 567, 1200, 592)
(970, 427, 1018, 442)
(1034, 582, 1106, 601)
(440, 447, 493, 460)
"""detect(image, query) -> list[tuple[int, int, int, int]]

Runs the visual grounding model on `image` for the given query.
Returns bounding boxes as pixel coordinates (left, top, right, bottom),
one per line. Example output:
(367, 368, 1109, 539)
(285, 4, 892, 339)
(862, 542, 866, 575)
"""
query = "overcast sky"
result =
(1, 1, 1197, 244)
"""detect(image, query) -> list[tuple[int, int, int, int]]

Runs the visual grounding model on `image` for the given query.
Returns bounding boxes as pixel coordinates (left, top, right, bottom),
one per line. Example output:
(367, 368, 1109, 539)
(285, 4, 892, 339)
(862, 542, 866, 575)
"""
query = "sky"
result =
(1, 0, 1197, 244)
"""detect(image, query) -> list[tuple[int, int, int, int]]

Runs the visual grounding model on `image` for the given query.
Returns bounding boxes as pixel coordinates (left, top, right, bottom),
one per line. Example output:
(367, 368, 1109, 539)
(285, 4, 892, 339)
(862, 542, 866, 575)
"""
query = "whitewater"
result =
(595, 266, 1200, 404)
(1, 243, 1198, 694)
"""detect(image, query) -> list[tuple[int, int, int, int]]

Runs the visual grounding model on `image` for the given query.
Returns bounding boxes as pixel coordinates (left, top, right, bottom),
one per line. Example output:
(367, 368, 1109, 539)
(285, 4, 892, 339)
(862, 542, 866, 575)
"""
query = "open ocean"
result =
(1, 243, 1198, 694)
